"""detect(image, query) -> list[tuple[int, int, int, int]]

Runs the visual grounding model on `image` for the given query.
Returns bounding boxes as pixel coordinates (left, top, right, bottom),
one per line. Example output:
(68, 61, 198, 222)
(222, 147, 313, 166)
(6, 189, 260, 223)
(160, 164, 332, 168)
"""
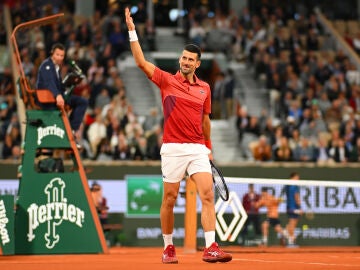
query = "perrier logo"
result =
(27, 178, 85, 249)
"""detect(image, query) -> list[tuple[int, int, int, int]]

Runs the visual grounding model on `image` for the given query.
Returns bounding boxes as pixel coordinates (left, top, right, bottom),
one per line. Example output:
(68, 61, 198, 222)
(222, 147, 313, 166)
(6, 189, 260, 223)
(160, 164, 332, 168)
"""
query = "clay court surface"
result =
(1, 246, 360, 270)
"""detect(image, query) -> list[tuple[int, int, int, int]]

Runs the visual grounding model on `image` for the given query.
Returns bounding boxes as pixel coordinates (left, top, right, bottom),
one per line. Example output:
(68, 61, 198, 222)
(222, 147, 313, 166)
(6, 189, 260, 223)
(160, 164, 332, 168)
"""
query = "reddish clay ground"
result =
(1, 246, 360, 270)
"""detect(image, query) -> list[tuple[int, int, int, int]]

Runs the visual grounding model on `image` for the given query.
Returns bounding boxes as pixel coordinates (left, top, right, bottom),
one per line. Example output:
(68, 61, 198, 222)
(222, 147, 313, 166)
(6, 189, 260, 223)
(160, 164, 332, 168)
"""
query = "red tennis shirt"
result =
(150, 67, 211, 144)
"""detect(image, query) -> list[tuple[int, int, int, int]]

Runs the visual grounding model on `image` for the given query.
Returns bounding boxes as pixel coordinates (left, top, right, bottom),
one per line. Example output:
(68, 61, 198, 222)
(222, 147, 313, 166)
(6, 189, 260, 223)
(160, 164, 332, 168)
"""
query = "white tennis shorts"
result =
(160, 143, 212, 183)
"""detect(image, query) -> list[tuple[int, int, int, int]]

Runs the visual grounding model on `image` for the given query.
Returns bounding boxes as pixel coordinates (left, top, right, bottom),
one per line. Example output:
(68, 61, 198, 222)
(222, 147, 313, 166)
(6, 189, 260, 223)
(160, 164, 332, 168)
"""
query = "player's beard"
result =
(180, 65, 192, 76)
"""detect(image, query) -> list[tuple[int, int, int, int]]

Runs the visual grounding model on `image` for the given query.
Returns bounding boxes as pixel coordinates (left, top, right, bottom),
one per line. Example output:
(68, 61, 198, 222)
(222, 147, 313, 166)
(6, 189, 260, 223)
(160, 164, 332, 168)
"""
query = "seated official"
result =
(35, 43, 88, 136)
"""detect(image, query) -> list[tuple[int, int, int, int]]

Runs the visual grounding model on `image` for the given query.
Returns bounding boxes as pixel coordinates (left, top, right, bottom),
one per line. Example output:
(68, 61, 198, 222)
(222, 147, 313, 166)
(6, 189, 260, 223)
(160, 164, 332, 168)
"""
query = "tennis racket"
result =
(210, 160, 229, 201)
(304, 209, 315, 220)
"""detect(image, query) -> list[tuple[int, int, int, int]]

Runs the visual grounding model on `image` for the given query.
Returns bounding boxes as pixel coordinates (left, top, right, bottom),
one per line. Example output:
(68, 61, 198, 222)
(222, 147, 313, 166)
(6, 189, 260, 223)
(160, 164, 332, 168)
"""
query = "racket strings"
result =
(212, 168, 229, 201)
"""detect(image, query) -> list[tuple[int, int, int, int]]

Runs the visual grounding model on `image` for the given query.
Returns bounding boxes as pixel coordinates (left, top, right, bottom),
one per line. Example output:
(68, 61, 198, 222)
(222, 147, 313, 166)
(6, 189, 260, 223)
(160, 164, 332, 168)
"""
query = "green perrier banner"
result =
(14, 110, 106, 254)
(126, 175, 163, 217)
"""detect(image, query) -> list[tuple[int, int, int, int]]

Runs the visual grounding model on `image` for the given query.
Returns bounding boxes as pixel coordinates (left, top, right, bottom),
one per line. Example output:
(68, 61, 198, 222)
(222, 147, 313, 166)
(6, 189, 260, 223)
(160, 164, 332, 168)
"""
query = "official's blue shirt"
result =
(286, 185, 300, 210)
(36, 57, 63, 97)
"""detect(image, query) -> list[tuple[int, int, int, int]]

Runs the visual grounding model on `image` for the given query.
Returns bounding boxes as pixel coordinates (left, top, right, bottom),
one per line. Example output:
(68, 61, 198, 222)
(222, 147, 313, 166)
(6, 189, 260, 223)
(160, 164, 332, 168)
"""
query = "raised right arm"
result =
(125, 7, 155, 78)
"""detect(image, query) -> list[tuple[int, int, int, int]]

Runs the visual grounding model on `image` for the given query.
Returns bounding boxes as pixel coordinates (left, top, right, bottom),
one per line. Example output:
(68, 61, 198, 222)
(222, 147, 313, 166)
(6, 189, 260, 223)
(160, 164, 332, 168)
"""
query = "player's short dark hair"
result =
(261, 187, 268, 192)
(289, 172, 299, 178)
(50, 43, 65, 54)
(184, 44, 201, 59)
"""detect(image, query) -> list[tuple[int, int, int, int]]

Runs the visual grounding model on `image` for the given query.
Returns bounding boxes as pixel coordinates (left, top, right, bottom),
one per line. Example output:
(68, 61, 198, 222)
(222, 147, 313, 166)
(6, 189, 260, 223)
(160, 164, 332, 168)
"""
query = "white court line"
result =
(233, 258, 360, 268)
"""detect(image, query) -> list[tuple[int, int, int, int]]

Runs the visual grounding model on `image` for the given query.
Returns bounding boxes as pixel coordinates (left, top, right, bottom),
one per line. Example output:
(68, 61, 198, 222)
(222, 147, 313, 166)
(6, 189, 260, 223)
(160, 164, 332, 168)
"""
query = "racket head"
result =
(210, 160, 229, 201)
(305, 211, 315, 220)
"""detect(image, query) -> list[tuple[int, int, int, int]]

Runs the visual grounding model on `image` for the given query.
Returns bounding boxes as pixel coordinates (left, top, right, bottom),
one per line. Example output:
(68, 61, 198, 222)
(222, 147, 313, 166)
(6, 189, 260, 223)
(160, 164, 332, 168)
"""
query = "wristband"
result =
(205, 140, 212, 150)
(128, 30, 138, 42)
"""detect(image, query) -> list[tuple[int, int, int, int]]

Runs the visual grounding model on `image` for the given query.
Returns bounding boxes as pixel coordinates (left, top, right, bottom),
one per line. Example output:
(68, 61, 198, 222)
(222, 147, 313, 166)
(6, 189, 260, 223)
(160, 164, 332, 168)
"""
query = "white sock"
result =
(163, 234, 173, 249)
(204, 231, 216, 248)
(262, 236, 268, 244)
(288, 236, 294, 245)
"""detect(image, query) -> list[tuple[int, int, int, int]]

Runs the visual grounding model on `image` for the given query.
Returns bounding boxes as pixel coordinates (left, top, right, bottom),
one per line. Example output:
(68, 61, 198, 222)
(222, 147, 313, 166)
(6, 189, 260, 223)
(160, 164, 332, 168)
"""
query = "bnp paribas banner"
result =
(126, 175, 163, 217)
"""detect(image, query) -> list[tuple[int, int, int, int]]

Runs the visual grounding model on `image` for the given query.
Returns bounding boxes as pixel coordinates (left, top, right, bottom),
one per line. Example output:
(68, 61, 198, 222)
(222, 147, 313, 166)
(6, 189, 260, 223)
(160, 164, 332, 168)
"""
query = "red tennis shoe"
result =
(202, 242, 232, 263)
(162, 245, 178, 264)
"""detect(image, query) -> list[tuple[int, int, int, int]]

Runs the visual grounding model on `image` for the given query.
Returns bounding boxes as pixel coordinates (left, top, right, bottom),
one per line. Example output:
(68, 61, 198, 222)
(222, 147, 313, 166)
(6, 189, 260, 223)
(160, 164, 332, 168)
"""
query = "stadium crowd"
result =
(185, 3, 360, 163)
(0, 1, 360, 164)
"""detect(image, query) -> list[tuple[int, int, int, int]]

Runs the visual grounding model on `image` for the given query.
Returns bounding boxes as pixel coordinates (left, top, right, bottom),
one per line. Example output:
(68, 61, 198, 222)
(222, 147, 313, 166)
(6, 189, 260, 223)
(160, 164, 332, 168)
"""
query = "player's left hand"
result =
(125, 7, 135, 31)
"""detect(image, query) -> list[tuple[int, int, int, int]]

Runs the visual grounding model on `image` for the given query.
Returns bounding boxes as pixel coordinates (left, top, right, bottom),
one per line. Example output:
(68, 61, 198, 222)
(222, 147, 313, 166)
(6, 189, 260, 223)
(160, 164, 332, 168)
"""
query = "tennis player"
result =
(125, 7, 232, 264)
(285, 172, 302, 247)
(255, 187, 286, 246)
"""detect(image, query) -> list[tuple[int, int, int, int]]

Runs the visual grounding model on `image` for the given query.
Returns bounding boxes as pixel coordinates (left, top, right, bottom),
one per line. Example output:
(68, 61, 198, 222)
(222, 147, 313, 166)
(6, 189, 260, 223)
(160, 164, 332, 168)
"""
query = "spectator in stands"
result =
(0, 68, 15, 99)
(293, 136, 316, 162)
(288, 128, 301, 151)
(288, 99, 303, 125)
(287, 72, 305, 97)
(236, 105, 249, 144)
(108, 21, 127, 58)
(348, 84, 360, 114)
(315, 135, 332, 165)
(306, 28, 319, 51)
(274, 27, 290, 53)
(212, 72, 225, 119)
(349, 136, 360, 162)
(354, 118, 360, 142)
(311, 105, 328, 133)
(22, 54, 35, 77)
(316, 91, 332, 116)
(87, 112, 107, 156)
(102, 94, 128, 125)
(252, 135, 272, 162)
(95, 138, 113, 161)
(328, 138, 350, 163)
(273, 136, 293, 161)
(131, 135, 148, 160)
(301, 88, 316, 110)
(188, 20, 207, 49)
(283, 116, 298, 138)
(245, 115, 261, 137)
(132, 1, 148, 41)
(231, 26, 246, 61)
(113, 130, 131, 160)
(2, 119, 21, 159)
(324, 75, 341, 102)
(143, 107, 162, 134)
(314, 58, 332, 85)
(75, 20, 92, 47)
(343, 30, 354, 49)
(324, 99, 343, 128)
(352, 32, 360, 55)
(342, 118, 356, 148)
(107, 116, 121, 150)
(0, 102, 10, 139)
(288, 28, 304, 53)
(95, 88, 112, 110)
(307, 13, 323, 35)
(146, 124, 163, 160)
(224, 68, 236, 119)
(124, 107, 144, 142)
